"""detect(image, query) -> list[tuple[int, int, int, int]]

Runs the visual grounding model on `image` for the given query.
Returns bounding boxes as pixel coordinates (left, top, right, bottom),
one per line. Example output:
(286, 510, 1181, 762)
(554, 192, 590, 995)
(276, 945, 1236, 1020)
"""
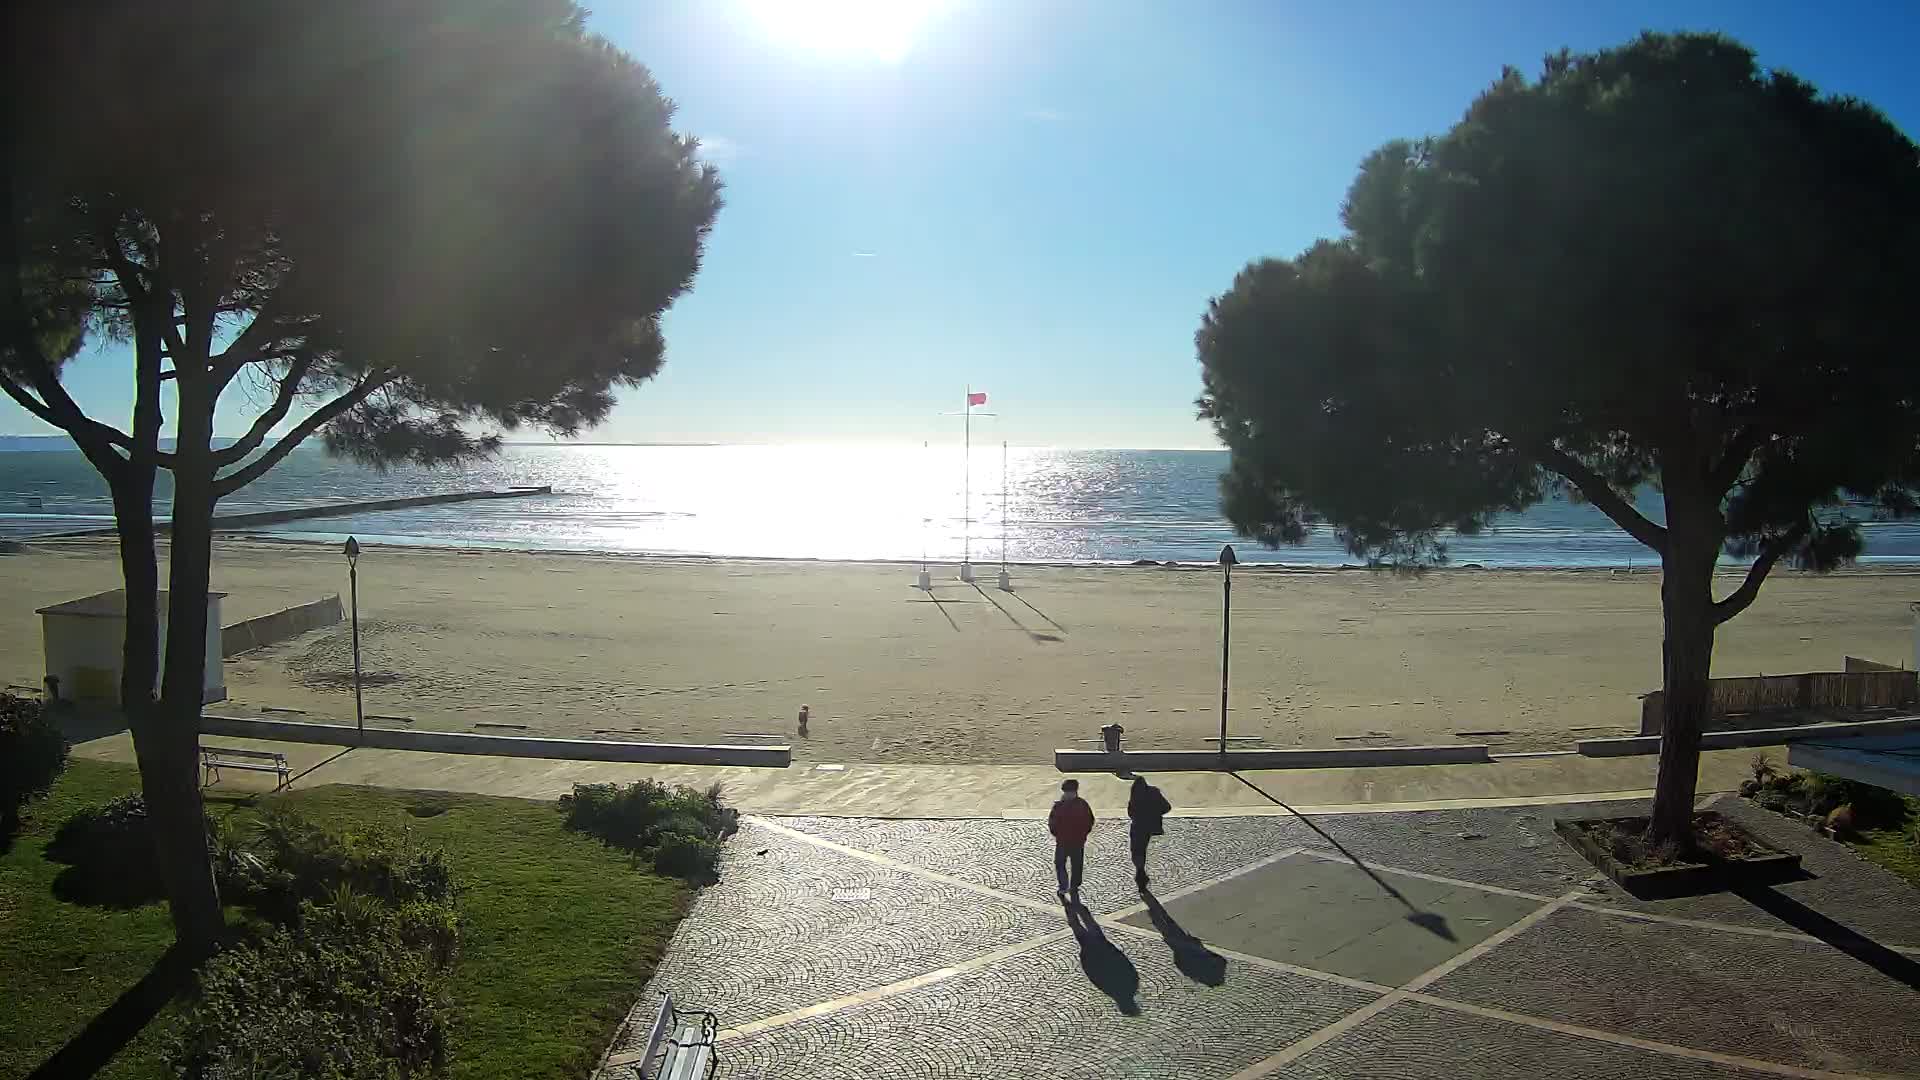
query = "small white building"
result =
(36, 590, 226, 705)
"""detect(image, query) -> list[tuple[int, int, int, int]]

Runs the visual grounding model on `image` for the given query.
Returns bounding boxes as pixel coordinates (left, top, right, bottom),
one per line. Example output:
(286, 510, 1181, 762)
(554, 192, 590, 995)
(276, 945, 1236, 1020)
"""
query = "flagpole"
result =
(961, 386, 972, 581)
(998, 439, 1012, 590)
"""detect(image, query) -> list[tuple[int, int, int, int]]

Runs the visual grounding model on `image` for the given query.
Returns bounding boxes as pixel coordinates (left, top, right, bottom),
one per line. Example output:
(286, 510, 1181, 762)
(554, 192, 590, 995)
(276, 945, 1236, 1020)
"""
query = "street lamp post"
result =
(344, 536, 364, 742)
(1218, 543, 1237, 760)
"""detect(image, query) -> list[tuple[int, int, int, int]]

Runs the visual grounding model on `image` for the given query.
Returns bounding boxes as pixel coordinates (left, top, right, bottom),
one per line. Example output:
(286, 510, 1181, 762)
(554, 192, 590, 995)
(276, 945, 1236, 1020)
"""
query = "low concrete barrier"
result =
(200, 714, 791, 767)
(221, 595, 344, 657)
(1579, 715, 1920, 757)
(1054, 744, 1491, 772)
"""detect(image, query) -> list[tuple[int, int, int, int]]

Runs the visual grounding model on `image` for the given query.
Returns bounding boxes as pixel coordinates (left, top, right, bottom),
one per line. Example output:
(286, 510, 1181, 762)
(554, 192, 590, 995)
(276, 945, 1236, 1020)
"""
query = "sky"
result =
(7, 0, 1919, 449)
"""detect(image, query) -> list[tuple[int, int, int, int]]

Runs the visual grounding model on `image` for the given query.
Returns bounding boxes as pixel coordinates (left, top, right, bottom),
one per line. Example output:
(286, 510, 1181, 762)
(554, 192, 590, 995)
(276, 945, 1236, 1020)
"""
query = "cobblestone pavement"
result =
(604, 797, 1920, 1080)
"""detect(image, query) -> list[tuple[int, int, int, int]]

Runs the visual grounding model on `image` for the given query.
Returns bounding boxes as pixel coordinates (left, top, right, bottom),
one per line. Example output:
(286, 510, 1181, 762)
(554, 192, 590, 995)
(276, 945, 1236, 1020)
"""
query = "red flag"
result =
(967, 391, 988, 406)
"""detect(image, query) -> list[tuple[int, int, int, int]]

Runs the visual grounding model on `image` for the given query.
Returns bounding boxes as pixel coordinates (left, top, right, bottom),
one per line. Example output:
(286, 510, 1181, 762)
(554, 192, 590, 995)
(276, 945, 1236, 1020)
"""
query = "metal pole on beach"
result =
(998, 440, 1012, 589)
(1218, 544, 1237, 760)
(344, 536, 364, 742)
(961, 387, 972, 581)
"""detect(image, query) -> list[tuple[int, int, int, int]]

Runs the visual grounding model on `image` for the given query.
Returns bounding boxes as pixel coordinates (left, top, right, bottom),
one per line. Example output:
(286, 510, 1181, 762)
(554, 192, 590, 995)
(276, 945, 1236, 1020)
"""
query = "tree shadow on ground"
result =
(1066, 902, 1141, 1014)
(27, 945, 196, 1080)
(1734, 882, 1920, 992)
(1139, 890, 1226, 986)
(1229, 772, 1456, 942)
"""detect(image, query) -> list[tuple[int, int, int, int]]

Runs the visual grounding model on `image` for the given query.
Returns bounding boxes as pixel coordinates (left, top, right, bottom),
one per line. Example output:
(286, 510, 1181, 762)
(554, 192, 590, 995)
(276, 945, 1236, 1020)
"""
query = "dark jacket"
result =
(1048, 796, 1095, 847)
(1127, 782, 1171, 836)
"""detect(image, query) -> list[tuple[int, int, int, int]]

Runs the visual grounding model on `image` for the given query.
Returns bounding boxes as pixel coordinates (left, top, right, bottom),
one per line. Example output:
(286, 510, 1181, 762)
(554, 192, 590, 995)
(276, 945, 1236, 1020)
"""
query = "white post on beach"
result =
(1218, 543, 1237, 760)
(917, 441, 933, 591)
(343, 536, 364, 743)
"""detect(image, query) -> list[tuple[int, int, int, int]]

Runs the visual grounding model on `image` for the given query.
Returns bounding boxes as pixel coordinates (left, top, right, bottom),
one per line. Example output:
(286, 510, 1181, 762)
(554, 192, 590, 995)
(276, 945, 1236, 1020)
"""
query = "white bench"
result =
(631, 993, 716, 1079)
(199, 745, 291, 790)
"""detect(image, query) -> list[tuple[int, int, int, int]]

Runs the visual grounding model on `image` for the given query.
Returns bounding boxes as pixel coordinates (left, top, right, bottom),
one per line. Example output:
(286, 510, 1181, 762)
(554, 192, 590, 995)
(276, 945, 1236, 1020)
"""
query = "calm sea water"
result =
(5, 443, 1920, 567)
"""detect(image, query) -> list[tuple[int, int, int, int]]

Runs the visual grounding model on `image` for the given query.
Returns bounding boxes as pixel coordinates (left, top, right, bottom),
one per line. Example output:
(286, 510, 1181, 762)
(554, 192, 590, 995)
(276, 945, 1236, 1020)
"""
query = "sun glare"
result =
(743, 0, 950, 63)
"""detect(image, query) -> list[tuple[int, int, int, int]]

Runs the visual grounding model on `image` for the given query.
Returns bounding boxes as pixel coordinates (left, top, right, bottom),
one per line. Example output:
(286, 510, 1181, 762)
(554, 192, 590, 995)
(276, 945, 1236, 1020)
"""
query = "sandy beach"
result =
(3, 537, 1914, 763)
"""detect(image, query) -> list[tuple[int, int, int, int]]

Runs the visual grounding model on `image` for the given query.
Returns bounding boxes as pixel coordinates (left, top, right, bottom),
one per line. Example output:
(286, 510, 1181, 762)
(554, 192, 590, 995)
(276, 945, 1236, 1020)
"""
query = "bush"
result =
(1826, 804, 1858, 837)
(653, 833, 723, 883)
(559, 780, 737, 882)
(166, 815, 463, 1079)
(167, 897, 454, 1079)
(0, 692, 67, 835)
(248, 810, 454, 921)
(45, 795, 263, 907)
(1804, 773, 1908, 828)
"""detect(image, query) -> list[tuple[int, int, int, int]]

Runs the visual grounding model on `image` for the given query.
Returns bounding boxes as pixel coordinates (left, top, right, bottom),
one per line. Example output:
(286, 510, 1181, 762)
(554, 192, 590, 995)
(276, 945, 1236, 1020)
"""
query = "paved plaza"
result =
(604, 795, 1920, 1079)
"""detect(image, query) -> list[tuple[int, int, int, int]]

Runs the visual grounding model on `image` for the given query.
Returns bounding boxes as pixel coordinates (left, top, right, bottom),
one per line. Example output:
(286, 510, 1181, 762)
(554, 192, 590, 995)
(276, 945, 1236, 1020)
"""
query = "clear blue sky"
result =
(8, 0, 1918, 448)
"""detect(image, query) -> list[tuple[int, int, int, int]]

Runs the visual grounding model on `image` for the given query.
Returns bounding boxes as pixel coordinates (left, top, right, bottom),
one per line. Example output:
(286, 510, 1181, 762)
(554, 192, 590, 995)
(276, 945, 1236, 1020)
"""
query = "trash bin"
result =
(1100, 723, 1124, 755)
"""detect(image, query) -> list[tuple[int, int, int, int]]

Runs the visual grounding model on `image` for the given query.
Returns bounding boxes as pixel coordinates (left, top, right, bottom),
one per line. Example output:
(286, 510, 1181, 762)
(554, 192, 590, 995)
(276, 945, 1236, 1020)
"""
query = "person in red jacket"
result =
(1048, 778, 1095, 900)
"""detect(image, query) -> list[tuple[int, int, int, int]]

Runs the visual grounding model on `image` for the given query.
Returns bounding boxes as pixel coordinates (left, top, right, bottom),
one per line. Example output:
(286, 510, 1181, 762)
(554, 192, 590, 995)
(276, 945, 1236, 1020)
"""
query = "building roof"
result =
(35, 589, 227, 619)
(1788, 732, 1920, 798)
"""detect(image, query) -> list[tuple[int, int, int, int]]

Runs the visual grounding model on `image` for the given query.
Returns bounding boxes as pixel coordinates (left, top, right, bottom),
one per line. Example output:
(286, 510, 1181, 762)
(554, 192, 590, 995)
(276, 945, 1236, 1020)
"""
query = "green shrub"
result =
(45, 794, 162, 905)
(1826, 804, 1858, 836)
(167, 897, 454, 1079)
(1804, 773, 1909, 827)
(0, 692, 68, 835)
(249, 810, 453, 921)
(653, 833, 723, 883)
(46, 795, 263, 907)
(167, 816, 463, 1078)
(559, 780, 736, 882)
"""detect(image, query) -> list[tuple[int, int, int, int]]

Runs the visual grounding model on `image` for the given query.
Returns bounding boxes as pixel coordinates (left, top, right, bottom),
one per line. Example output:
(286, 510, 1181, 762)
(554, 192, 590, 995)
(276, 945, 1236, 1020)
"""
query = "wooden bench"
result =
(627, 993, 716, 1079)
(199, 745, 291, 790)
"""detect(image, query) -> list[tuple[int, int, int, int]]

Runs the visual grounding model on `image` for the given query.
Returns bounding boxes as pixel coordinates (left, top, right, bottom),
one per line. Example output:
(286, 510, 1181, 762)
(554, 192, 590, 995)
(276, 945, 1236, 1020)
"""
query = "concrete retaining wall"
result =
(221, 595, 344, 657)
(1579, 715, 1920, 757)
(200, 714, 792, 767)
(1054, 744, 1492, 772)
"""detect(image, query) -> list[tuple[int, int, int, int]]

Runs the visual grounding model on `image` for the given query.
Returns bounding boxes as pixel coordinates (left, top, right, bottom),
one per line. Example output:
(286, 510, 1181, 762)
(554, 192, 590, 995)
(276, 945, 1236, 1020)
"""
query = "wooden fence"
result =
(1640, 669, 1918, 735)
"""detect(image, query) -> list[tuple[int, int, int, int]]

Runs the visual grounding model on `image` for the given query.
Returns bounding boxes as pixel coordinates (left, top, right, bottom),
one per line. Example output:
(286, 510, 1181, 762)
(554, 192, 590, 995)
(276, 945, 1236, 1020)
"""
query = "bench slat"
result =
(662, 1028, 711, 1080)
(202, 747, 287, 763)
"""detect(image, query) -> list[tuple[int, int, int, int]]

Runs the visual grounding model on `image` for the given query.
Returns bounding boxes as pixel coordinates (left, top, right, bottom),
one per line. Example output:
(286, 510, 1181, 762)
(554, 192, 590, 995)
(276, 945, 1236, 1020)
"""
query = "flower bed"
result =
(1555, 811, 1801, 896)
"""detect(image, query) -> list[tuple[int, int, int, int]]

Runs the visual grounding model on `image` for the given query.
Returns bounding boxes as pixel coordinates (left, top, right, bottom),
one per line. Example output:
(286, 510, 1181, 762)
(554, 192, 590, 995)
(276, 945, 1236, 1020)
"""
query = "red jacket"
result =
(1049, 796, 1094, 846)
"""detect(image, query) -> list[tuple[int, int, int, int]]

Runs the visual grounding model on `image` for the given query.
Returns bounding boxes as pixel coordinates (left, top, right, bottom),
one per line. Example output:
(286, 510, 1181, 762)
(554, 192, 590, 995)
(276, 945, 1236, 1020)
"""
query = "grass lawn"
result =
(1846, 816, 1920, 891)
(1, 759, 690, 1079)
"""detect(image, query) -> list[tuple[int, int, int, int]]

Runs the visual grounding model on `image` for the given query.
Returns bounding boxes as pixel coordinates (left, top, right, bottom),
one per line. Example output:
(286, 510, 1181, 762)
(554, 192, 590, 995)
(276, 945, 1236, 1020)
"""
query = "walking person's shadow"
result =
(1066, 902, 1141, 1015)
(1140, 890, 1227, 986)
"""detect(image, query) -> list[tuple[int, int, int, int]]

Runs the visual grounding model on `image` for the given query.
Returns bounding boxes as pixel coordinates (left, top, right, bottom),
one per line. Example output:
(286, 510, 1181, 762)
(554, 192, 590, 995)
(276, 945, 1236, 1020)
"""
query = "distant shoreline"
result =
(23, 530, 1920, 578)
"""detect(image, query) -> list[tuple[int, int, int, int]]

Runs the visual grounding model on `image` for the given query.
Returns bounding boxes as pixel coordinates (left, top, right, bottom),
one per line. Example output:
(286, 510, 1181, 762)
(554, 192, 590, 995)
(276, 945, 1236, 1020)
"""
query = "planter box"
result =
(1554, 811, 1803, 897)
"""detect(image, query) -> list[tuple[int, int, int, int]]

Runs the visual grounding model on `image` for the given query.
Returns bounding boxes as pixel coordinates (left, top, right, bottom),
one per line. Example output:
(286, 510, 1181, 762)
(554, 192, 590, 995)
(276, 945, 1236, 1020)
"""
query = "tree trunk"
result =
(1648, 535, 1718, 845)
(150, 376, 225, 957)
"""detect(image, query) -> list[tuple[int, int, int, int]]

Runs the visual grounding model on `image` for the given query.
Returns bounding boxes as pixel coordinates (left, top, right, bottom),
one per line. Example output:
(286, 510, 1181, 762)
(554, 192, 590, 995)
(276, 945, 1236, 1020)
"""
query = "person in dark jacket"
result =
(1126, 775, 1171, 888)
(1048, 778, 1095, 900)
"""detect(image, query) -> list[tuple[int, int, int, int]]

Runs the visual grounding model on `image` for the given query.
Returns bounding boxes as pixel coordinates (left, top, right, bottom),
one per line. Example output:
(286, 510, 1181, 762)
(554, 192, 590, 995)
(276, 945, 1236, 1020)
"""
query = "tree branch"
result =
(1709, 425, 1767, 495)
(212, 371, 395, 496)
(210, 295, 299, 384)
(1712, 521, 1808, 625)
(1536, 444, 1669, 554)
(211, 352, 316, 467)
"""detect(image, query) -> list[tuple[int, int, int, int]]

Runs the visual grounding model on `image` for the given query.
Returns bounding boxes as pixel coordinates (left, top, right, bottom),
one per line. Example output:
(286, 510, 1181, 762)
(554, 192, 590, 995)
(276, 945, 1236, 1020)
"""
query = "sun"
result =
(742, 0, 951, 63)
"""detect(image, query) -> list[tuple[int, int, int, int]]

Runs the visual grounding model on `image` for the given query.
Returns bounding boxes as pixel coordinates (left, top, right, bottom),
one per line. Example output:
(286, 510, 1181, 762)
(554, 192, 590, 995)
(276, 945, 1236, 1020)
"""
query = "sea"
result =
(5, 442, 1920, 568)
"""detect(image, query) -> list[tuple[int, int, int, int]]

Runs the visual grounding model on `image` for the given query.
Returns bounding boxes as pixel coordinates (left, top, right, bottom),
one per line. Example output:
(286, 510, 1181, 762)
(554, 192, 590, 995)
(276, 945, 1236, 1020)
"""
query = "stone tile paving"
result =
(774, 814, 1322, 914)
(1577, 798, 1920, 948)
(1430, 904, 1920, 1076)
(704, 938, 1380, 1080)
(610, 801, 1920, 1080)
(629, 821, 1057, 1031)
(1291, 1000, 1781, 1080)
